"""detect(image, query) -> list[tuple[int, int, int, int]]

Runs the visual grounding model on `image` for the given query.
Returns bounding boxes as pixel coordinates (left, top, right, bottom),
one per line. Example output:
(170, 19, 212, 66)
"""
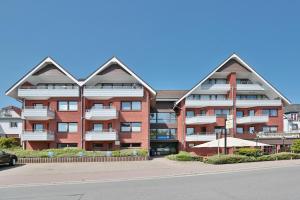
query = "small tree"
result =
(0, 137, 19, 149)
(291, 139, 300, 153)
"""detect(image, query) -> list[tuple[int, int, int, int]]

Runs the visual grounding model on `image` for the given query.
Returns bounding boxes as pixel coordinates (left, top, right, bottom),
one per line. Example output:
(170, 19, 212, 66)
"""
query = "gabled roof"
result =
(156, 90, 188, 100)
(5, 57, 80, 96)
(175, 53, 291, 106)
(82, 57, 156, 95)
(284, 104, 300, 113)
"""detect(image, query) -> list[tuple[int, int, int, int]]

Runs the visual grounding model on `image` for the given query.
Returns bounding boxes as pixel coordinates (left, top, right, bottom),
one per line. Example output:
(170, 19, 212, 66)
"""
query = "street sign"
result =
(227, 115, 233, 120)
(226, 119, 233, 129)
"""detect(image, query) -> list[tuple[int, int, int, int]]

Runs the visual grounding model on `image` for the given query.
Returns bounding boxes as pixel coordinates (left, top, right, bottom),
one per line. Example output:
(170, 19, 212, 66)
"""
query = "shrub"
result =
(112, 151, 121, 157)
(271, 152, 300, 160)
(166, 151, 202, 161)
(136, 149, 148, 157)
(0, 137, 19, 149)
(291, 139, 300, 153)
(255, 155, 276, 162)
(234, 148, 263, 157)
(204, 154, 255, 164)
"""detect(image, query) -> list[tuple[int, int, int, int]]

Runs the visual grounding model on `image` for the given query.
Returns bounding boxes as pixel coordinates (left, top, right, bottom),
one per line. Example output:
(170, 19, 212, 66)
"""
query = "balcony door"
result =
(34, 123, 44, 132)
(93, 103, 103, 109)
(93, 123, 103, 132)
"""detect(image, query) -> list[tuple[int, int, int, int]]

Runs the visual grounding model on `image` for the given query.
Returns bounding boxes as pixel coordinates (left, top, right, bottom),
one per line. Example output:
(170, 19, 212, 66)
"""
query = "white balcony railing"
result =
(21, 130, 55, 141)
(199, 84, 231, 93)
(83, 85, 144, 99)
(85, 129, 118, 141)
(22, 106, 55, 120)
(18, 86, 80, 100)
(185, 99, 233, 108)
(236, 84, 264, 91)
(185, 115, 217, 125)
(236, 99, 282, 108)
(185, 133, 217, 142)
(236, 115, 269, 125)
(85, 106, 118, 120)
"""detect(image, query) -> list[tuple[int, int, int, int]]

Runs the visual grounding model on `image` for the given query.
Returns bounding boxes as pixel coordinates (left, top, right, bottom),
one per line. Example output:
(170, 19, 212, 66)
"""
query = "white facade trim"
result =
(175, 54, 291, 106)
(82, 57, 156, 95)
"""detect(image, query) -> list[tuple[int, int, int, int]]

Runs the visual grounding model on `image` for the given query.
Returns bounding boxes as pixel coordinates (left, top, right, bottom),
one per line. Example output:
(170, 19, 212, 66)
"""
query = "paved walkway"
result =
(1, 158, 300, 187)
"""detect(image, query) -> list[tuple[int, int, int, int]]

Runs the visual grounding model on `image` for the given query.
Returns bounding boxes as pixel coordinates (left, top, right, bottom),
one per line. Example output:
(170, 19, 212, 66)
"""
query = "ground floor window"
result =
(121, 143, 141, 148)
(57, 143, 78, 148)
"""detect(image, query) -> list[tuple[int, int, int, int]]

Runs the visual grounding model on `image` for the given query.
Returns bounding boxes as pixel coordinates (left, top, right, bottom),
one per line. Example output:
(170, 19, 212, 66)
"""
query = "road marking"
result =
(1, 163, 300, 189)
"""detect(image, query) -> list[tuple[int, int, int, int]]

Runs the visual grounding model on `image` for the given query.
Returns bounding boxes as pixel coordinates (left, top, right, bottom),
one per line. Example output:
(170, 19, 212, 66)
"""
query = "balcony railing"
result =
(22, 106, 55, 120)
(199, 84, 231, 92)
(235, 99, 282, 108)
(236, 115, 269, 124)
(85, 129, 118, 141)
(21, 130, 55, 141)
(236, 84, 264, 91)
(83, 85, 144, 99)
(185, 132, 217, 141)
(185, 99, 233, 108)
(85, 106, 118, 120)
(185, 115, 217, 125)
(18, 85, 80, 99)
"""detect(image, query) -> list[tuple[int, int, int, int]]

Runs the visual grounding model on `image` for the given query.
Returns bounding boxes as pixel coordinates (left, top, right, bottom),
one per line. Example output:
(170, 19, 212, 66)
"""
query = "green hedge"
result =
(204, 154, 256, 164)
(0, 138, 19, 148)
(234, 148, 263, 157)
(2, 147, 148, 158)
(291, 139, 300, 153)
(166, 151, 202, 161)
(204, 152, 300, 164)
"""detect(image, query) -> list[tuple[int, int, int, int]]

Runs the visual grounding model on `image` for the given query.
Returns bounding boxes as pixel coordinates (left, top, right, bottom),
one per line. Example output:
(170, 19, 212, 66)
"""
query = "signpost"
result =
(225, 115, 233, 154)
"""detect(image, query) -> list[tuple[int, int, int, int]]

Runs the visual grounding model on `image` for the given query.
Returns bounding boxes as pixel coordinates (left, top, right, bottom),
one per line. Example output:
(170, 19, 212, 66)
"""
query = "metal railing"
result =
(23, 106, 53, 111)
(86, 106, 116, 112)
(187, 132, 216, 136)
(23, 130, 54, 134)
(86, 129, 116, 133)
(84, 85, 143, 89)
(20, 85, 79, 89)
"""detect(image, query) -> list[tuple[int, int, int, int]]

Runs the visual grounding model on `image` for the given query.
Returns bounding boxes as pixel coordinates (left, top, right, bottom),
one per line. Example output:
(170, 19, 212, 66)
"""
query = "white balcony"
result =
(185, 115, 217, 125)
(83, 86, 144, 99)
(85, 130, 118, 141)
(186, 133, 217, 142)
(236, 84, 264, 91)
(21, 131, 55, 141)
(22, 106, 55, 120)
(85, 107, 118, 120)
(18, 86, 79, 100)
(236, 99, 282, 108)
(198, 84, 231, 94)
(236, 115, 269, 125)
(185, 99, 233, 108)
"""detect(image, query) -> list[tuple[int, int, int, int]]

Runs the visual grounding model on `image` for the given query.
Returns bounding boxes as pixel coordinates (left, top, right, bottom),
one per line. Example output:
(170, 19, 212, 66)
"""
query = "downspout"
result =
(81, 86, 84, 149)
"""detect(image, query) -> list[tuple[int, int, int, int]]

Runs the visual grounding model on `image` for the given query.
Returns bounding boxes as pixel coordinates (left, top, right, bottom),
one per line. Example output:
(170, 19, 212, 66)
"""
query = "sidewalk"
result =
(1, 158, 300, 187)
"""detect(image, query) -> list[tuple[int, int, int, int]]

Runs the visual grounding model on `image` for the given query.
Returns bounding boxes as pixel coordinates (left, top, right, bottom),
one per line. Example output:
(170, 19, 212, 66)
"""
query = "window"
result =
(262, 109, 278, 117)
(93, 103, 103, 109)
(249, 126, 255, 134)
(215, 109, 230, 117)
(33, 103, 44, 108)
(215, 127, 225, 135)
(150, 112, 176, 124)
(58, 101, 68, 111)
(237, 127, 244, 134)
(93, 124, 103, 131)
(10, 122, 18, 128)
(249, 110, 255, 116)
(236, 111, 244, 118)
(186, 111, 194, 117)
(57, 143, 78, 148)
(200, 110, 206, 116)
(186, 128, 195, 135)
(58, 101, 78, 111)
(150, 129, 177, 140)
(121, 143, 141, 148)
(58, 123, 78, 133)
(292, 124, 299, 131)
(121, 101, 141, 111)
(34, 124, 44, 131)
(262, 126, 278, 133)
(120, 122, 141, 132)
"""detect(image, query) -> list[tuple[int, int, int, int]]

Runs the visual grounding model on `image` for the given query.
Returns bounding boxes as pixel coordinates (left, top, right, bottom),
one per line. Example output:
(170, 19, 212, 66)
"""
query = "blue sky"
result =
(0, 0, 300, 107)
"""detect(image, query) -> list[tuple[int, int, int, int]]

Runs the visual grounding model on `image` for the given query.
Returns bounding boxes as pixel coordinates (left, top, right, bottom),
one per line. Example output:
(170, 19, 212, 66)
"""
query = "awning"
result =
(193, 137, 270, 148)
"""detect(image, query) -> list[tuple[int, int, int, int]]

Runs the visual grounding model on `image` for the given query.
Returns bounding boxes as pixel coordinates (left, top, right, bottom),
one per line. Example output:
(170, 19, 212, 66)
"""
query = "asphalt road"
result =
(1, 165, 300, 200)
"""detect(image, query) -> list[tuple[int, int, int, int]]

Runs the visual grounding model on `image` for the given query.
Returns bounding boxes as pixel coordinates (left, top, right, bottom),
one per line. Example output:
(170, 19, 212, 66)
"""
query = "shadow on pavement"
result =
(0, 164, 25, 171)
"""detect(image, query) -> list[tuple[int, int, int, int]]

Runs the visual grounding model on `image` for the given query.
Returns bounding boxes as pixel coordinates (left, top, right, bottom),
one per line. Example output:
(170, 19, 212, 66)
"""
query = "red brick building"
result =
(6, 54, 291, 155)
